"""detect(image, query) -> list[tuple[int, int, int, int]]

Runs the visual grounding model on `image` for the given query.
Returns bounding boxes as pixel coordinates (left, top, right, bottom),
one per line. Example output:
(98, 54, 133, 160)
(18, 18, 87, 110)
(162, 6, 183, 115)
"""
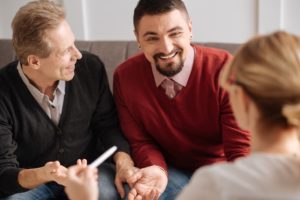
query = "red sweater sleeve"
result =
(113, 70, 168, 171)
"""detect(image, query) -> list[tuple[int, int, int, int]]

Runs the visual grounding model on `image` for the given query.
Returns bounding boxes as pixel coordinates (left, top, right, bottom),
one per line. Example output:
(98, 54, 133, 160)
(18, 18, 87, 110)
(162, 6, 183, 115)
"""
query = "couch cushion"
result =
(0, 40, 16, 68)
(0, 39, 241, 90)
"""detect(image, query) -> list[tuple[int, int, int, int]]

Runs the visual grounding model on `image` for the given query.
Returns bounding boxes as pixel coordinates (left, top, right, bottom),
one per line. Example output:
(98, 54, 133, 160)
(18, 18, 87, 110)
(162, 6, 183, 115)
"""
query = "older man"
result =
(0, 1, 135, 199)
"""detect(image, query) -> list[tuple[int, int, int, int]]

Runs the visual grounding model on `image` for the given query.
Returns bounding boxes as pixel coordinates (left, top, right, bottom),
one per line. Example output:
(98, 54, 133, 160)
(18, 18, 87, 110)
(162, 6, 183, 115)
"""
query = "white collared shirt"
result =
(151, 45, 195, 88)
(17, 63, 65, 125)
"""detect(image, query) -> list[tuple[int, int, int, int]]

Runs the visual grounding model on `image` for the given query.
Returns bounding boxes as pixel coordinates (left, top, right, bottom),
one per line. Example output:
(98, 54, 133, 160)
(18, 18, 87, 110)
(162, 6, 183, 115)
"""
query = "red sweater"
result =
(113, 45, 250, 172)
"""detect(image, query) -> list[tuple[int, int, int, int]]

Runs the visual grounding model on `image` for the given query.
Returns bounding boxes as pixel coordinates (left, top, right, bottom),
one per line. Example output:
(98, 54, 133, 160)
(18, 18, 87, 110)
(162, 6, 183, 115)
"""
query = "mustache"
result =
(153, 48, 182, 60)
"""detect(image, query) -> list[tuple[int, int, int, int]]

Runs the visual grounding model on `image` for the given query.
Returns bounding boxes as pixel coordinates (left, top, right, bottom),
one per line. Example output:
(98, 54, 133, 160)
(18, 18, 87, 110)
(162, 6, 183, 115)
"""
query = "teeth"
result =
(159, 52, 177, 59)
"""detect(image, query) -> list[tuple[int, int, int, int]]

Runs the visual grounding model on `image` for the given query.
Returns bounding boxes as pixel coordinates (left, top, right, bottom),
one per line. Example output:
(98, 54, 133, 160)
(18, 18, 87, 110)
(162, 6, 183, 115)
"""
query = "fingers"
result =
(127, 170, 142, 184)
(148, 189, 159, 200)
(138, 189, 159, 200)
(135, 194, 142, 200)
(128, 188, 138, 200)
(154, 190, 160, 200)
(69, 164, 95, 177)
(126, 167, 140, 187)
(66, 165, 97, 186)
(128, 187, 160, 200)
(77, 159, 81, 166)
(45, 160, 61, 174)
(115, 178, 125, 199)
(128, 188, 145, 200)
(76, 159, 88, 167)
(65, 166, 99, 200)
(43, 161, 68, 184)
(83, 159, 87, 166)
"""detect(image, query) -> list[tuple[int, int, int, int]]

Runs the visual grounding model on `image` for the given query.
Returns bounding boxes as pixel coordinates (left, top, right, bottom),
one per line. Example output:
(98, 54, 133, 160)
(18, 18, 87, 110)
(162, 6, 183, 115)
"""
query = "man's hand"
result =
(18, 159, 88, 189)
(42, 160, 67, 185)
(128, 165, 168, 200)
(43, 159, 87, 186)
(114, 152, 139, 198)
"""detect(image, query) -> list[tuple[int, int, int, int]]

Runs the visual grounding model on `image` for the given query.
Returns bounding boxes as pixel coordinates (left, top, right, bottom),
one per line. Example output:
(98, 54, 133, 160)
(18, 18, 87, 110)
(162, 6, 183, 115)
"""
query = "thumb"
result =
(127, 170, 142, 185)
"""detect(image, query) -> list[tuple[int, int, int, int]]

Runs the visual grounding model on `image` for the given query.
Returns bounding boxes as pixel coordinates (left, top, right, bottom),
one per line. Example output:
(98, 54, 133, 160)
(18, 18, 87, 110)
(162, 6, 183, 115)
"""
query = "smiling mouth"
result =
(154, 49, 182, 61)
(159, 52, 178, 60)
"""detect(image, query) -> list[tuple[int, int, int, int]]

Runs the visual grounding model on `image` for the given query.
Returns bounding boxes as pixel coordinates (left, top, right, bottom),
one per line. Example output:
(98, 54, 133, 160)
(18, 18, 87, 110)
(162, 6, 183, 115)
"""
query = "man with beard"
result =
(113, 0, 250, 199)
(0, 1, 136, 199)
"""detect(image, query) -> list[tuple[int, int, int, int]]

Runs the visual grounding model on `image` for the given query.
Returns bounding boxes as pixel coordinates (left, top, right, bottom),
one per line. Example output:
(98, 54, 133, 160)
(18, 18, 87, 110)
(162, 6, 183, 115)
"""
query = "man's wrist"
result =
(18, 167, 48, 189)
(114, 151, 134, 167)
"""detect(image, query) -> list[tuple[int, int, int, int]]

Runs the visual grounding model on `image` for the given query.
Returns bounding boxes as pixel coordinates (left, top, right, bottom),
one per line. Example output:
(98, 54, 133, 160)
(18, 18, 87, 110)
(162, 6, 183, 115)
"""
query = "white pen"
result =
(88, 146, 117, 168)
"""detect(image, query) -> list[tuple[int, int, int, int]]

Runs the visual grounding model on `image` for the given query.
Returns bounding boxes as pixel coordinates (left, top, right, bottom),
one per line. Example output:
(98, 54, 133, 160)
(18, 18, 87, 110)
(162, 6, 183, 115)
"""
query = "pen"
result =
(88, 146, 117, 168)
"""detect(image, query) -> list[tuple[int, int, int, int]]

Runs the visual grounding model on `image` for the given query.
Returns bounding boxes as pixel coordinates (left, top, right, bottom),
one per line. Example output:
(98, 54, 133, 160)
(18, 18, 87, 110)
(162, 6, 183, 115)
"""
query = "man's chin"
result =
(156, 63, 183, 77)
(63, 73, 75, 81)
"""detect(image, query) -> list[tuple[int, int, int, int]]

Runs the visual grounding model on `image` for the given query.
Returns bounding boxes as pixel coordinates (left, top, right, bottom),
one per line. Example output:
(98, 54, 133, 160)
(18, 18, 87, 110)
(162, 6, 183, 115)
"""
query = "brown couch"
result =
(0, 39, 240, 90)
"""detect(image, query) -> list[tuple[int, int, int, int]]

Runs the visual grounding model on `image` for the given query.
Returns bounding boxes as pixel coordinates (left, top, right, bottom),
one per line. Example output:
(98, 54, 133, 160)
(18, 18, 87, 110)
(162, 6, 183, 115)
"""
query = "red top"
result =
(113, 45, 250, 172)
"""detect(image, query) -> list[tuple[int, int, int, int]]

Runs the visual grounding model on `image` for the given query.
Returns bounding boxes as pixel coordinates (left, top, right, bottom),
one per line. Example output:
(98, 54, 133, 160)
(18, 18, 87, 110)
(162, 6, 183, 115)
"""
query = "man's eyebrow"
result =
(142, 31, 158, 38)
(142, 26, 184, 38)
(167, 26, 183, 33)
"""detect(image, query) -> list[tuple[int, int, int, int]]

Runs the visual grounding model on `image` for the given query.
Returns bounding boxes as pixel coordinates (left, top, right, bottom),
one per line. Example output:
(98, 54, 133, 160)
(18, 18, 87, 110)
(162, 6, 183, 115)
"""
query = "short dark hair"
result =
(133, 0, 189, 31)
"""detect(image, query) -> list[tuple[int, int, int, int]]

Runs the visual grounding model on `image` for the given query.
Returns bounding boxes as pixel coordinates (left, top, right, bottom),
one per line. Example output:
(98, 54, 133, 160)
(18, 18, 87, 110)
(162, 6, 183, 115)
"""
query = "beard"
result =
(154, 49, 184, 77)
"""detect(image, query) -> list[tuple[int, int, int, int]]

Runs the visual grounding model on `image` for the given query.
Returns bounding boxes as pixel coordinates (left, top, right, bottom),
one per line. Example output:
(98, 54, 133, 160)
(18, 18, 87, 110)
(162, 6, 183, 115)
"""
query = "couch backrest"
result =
(0, 39, 241, 90)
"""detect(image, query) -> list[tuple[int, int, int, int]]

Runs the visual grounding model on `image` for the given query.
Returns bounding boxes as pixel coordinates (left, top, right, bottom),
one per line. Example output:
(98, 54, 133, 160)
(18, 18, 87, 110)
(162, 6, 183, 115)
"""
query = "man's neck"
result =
(22, 64, 58, 100)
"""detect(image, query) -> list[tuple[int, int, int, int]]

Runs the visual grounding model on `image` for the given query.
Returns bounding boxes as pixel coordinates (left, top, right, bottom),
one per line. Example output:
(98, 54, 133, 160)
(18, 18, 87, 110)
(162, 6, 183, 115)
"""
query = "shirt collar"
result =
(151, 45, 195, 87)
(17, 63, 66, 105)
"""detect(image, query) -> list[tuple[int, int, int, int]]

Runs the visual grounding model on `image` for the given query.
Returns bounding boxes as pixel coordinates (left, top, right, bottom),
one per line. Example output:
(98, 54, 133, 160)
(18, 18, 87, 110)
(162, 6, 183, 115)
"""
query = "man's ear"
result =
(134, 29, 141, 48)
(27, 55, 40, 69)
(188, 19, 192, 33)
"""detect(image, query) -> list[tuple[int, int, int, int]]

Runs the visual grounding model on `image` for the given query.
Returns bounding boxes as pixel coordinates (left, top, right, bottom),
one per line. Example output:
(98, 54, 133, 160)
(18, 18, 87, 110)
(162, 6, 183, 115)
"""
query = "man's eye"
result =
(146, 37, 159, 42)
(170, 32, 182, 37)
(63, 48, 72, 54)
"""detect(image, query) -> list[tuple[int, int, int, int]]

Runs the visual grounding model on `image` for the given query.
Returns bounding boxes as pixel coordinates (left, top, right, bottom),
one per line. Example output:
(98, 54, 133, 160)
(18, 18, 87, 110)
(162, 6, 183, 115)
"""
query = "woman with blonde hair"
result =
(177, 31, 300, 200)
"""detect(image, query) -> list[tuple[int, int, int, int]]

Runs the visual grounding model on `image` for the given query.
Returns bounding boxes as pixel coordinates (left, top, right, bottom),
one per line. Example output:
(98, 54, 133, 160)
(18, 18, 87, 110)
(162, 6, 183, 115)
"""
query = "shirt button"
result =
(59, 148, 64, 153)
(57, 129, 62, 136)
